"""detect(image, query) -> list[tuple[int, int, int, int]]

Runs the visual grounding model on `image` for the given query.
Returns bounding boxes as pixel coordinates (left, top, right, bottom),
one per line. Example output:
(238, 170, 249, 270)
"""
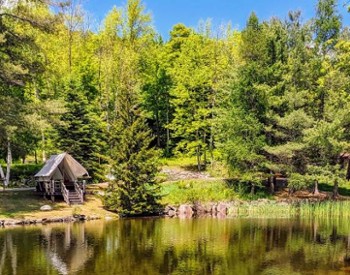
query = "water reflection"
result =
(1, 218, 350, 274)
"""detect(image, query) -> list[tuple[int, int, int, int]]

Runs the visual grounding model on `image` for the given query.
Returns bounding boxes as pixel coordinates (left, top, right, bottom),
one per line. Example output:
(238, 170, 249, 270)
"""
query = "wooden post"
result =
(83, 180, 86, 194)
(50, 180, 55, 202)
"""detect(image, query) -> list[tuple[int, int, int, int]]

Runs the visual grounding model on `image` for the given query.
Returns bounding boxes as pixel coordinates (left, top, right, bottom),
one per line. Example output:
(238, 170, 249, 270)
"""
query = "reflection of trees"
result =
(0, 218, 350, 273)
(0, 232, 17, 275)
(90, 218, 350, 274)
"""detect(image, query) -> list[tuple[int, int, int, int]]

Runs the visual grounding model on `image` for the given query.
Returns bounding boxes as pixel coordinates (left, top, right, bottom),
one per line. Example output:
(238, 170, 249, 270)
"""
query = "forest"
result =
(1, 0, 350, 214)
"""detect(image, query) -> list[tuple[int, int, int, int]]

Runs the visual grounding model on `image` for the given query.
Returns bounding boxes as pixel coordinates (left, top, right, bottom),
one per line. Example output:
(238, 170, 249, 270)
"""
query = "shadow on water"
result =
(0, 218, 350, 274)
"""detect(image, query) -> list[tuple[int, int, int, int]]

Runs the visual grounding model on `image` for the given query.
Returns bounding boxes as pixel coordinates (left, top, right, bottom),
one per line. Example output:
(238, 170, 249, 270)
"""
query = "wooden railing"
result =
(50, 180, 55, 194)
(61, 181, 70, 205)
(44, 182, 49, 194)
(74, 182, 84, 204)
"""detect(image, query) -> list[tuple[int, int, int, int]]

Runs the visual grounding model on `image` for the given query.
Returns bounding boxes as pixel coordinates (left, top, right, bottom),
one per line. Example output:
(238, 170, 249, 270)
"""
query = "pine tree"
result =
(57, 79, 106, 180)
(104, 0, 161, 216)
(105, 105, 160, 216)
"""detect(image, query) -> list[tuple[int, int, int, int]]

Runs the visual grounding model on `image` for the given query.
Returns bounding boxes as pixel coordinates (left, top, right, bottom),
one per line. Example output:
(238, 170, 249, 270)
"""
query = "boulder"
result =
(211, 203, 218, 214)
(167, 210, 176, 217)
(217, 202, 228, 215)
(193, 203, 206, 215)
(164, 205, 177, 215)
(40, 205, 52, 211)
(178, 204, 194, 216)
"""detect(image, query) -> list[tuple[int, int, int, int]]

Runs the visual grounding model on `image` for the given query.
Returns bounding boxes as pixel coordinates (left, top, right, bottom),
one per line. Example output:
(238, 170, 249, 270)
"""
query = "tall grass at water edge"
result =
(230, 200, 350, 218)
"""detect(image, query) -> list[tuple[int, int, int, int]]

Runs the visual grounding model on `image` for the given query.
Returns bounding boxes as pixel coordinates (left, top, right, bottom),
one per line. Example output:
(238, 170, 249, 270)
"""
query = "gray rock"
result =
(178, 204, 194, 216)
(167, 210, 176, 217)
(211, 203, 218, 213)
(40, 205, 52, 211)
(164, 205, 176, 214)
(194, 203, 206, 214)
(217, 202, 228, 215)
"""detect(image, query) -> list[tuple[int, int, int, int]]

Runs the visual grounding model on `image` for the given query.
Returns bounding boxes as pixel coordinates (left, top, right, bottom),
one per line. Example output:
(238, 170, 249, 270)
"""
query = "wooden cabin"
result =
(35, 153, 89, 205)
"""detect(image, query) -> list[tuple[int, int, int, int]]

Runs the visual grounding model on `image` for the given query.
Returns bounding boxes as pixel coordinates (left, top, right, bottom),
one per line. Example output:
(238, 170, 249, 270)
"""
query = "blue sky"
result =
(83, 0, 350, 38)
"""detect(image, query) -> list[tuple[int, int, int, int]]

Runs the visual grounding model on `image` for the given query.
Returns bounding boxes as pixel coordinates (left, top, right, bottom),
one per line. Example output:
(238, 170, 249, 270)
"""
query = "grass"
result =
(160, 156, 199, 169)
(229, 202, 299, 218)
(0, 189, 117, 220)
(228, 200, 350, 219)
(161, 179, 237, 206)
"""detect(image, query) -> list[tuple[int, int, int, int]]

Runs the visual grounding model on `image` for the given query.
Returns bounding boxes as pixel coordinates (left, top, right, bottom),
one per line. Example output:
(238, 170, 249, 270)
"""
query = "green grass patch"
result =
(161, 179, 237, 206)
(0, 191, 58, 218)
(160, 157, 198, 169)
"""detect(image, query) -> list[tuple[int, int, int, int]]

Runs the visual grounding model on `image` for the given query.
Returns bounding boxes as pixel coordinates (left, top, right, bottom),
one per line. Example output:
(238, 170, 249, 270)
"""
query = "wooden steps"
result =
(69, 191, 83, 205)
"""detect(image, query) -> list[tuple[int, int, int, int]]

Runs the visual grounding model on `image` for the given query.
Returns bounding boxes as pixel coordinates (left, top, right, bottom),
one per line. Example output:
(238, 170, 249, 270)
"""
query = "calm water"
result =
(1, 218, 350, 274)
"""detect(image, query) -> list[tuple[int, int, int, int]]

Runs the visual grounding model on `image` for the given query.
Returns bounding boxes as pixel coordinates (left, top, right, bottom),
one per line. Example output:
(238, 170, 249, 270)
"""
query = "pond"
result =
(0, 217, 350, 274)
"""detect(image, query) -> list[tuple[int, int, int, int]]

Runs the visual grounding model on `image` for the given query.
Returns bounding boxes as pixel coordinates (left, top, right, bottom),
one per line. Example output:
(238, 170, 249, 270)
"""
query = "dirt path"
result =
(161, 167, 216, 182)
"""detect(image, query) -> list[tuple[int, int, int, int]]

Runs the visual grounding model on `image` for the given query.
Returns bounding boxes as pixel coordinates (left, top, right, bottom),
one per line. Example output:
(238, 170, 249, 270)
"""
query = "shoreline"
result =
(0, 214, 105, 227)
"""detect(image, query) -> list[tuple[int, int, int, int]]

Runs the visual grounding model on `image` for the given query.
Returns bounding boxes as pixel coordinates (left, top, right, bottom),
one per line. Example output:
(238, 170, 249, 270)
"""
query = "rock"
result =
(40, 205, 52, 211)
(167, 210, 176, 217)
(193, 203, 206, 215)
(217, 202, 228, 215)
(4, 220, 16, 226)
(73, 214, 86, 220)
(164, 205, 176, 215)
(178, 204, 194, 216)
(202, 203, 214, 213)
(211, 203, 218, 213)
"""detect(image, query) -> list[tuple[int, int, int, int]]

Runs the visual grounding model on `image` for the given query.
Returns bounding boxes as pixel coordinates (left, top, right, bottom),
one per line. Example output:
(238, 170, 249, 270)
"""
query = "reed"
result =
(229, 200, 350, 218)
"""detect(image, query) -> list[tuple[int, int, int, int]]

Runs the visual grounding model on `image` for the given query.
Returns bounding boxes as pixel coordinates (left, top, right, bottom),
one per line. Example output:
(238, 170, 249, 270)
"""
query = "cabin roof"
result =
(35, 153, 89, 182)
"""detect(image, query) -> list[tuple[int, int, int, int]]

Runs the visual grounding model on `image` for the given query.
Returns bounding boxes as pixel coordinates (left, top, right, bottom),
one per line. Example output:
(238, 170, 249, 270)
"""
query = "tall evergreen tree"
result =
(57, 79, 106, 180)
(104, 0, 161, 216)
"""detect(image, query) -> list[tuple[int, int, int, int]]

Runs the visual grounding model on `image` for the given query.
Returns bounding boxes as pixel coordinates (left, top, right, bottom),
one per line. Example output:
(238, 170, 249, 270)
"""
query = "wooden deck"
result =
(37, 180, 86, 205)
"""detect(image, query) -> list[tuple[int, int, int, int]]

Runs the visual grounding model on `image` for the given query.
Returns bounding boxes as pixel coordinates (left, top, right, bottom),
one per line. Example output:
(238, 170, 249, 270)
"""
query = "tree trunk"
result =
(196, 147, 201, 172)
(209, 125, 214, 166)
(251, 183, 255, 196)
(165, 99, 171, 157)
(203, 131, 207, 169)
(0, 164, 4, 183)
(5, 139, 12, 188)
(313, 180, 320, 196)
(333, 179, 339, 199)
(269, 176, 275, 194)
(42, 131, 46, 162)
(155, 111, 161, 148)
(196, 130, 201, 171)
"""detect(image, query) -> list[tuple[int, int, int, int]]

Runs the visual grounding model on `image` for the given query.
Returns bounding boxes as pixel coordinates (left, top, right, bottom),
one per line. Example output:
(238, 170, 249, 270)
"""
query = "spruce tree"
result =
(57, 80, 106, 180)
(105, 84, 160, 216)
(104, 0, 160, 216)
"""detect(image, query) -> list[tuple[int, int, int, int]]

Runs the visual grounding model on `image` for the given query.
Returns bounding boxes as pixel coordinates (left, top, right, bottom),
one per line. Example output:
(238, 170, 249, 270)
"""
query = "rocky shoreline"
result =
(0, 197, 331, 226)
(163, 198, 329, 218)
(0, 214, 102, 227)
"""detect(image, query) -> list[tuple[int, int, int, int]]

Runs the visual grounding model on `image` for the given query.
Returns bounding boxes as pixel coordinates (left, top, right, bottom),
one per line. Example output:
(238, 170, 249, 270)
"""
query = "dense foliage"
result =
(1, 0, 350, 213)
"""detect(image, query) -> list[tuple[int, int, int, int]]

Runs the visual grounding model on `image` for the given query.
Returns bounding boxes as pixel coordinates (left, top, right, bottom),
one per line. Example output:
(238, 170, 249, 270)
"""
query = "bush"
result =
(288, 173, 310, 191)
(6, 163, 43, 186)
